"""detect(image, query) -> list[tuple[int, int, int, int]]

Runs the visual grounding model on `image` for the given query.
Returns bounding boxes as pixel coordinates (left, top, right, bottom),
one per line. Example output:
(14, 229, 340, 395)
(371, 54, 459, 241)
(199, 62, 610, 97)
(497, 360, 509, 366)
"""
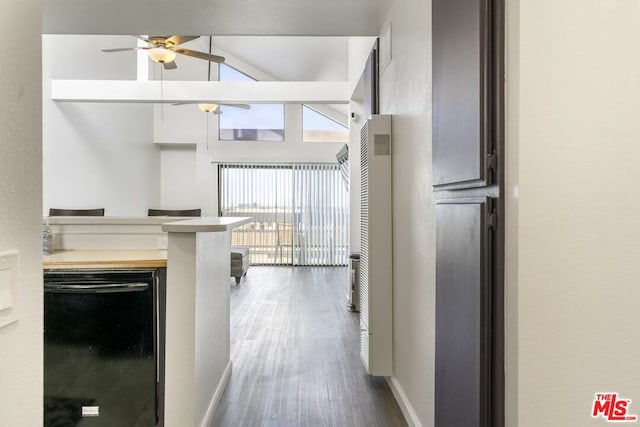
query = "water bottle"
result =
(42, 220, 54, 253)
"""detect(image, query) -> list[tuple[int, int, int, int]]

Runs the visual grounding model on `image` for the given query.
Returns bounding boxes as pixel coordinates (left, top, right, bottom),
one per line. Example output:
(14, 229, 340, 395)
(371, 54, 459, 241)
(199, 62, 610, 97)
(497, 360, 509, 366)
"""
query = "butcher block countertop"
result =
(43, 249, 168, 269)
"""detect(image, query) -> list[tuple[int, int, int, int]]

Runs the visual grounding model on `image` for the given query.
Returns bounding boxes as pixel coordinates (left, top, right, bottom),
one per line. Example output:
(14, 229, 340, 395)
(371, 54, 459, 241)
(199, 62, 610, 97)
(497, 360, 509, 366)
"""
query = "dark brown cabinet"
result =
(434, 198, 493, 427)
(432, 0, 495, 190)
(432, 0, 504, 426)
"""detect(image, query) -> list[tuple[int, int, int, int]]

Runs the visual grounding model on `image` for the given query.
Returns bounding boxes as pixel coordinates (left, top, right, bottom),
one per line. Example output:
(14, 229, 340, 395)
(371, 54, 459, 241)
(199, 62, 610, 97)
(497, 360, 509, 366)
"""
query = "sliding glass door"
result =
(219, 164, 293, 265)
(219, 163, 348, 266)
(292, 164, 348, 265)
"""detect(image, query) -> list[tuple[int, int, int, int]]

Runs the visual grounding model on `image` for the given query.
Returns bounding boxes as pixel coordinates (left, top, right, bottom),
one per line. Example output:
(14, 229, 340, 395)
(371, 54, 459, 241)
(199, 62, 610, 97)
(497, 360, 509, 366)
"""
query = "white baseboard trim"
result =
(386, 376, 423, 427)
(199, 360, 233, 427)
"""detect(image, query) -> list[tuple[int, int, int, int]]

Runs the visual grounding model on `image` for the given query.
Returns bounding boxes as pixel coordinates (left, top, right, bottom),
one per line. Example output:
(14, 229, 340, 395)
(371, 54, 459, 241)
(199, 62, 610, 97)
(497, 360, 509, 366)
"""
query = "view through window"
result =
(219, 163, 349, 266)
(218, 64, 285, 142)
(302, 105, 349, 143)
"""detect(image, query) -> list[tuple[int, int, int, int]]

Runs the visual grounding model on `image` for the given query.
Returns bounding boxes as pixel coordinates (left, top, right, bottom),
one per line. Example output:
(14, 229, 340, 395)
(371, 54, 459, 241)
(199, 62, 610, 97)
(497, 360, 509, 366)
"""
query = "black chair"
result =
(147, 208, 201, 217)
(49, 208, 105, 216)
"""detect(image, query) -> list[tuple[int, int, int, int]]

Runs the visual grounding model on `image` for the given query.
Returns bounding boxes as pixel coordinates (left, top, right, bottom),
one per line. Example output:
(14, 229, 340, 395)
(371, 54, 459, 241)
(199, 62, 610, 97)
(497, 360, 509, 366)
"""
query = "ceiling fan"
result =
(101, 35, 225, 70)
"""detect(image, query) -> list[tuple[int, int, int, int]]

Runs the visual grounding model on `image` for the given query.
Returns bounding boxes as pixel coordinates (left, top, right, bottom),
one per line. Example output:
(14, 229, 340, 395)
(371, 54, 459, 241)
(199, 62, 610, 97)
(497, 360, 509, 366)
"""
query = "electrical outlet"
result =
(157, 237, 168, 249)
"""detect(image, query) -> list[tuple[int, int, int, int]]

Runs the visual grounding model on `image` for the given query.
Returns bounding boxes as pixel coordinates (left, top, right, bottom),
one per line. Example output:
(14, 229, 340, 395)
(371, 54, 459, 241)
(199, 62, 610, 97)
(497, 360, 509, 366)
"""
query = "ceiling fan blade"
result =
(101, 47, 139, 53)
(174, 48, 225, 63)
(220, 104, 251, 110)
(163, 61, 178, 70)
(171, 102, 192, 106)
(132, 35, 151, 43)
(166, 35, 200, 47)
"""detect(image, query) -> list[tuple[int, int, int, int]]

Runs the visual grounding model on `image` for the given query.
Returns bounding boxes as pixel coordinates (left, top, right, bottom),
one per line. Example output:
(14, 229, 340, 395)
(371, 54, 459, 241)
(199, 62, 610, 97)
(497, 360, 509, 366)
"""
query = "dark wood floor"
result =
(210, 266, 408, 427)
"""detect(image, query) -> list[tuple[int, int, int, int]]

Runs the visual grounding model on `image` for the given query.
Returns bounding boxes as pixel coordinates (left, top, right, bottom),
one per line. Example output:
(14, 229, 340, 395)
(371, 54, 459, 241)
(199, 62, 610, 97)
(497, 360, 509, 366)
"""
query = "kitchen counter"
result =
(161, 216, 251, 233)
(44, 216, 252, 252)
(43, 249, 167, 269)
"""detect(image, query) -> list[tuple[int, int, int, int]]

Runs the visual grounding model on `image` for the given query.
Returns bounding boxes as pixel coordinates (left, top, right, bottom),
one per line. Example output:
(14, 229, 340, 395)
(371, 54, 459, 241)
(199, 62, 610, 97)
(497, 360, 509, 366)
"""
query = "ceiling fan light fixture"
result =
(198, 103, 219, 113)
(148, 47, 177, 64)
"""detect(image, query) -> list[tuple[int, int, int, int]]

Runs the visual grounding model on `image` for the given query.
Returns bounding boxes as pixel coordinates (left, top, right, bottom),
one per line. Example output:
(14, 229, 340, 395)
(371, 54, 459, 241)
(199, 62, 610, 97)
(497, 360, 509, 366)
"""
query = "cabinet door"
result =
(435, 198, 493, 427)
(432, 0, 492, 190)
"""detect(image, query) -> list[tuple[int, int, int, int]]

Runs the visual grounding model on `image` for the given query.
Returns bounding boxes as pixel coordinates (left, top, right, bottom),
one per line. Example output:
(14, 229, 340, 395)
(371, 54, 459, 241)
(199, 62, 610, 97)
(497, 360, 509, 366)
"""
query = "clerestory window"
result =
(302, 105, 349, 143)
(218, 64, 285, 142)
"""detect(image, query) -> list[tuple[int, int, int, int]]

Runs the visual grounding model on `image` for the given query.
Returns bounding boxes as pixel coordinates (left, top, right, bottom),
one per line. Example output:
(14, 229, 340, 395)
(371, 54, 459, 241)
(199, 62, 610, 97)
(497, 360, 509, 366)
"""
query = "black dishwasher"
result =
(44, 268, 165, 427)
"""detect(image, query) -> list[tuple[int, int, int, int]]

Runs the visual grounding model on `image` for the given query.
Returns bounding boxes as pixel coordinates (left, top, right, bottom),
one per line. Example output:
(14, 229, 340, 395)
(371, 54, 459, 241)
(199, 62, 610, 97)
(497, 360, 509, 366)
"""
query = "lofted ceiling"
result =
(43, 0, 394, 37)
(43, 0, 385, 113)
(212, 36, 350, 82)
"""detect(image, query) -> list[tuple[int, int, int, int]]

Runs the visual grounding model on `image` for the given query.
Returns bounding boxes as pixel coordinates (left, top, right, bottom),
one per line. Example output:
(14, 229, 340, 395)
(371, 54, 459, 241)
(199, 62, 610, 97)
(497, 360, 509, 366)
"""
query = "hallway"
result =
(211, 266, 407, 426)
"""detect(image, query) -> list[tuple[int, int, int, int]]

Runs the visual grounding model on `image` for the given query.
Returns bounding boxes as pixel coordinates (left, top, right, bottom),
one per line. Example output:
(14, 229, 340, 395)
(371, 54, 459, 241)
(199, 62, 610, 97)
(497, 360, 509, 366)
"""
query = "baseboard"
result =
(199, 360, 233, 427)
(386, 376, 423, 427)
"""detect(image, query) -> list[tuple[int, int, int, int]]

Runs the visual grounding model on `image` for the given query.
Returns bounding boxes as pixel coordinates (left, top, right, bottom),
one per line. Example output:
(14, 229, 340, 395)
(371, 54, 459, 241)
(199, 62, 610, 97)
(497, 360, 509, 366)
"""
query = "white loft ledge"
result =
(51, 80, 350, 104)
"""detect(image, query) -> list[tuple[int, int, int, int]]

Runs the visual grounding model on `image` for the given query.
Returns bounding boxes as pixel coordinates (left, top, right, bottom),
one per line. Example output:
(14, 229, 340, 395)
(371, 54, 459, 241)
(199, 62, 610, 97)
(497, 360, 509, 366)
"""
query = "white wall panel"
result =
(378, 0, 434, 424)
(0, 2, 43, 426)
(507, 1, 640, 425)
(159, 145, 200, 210)
(43, 35, 160, 216)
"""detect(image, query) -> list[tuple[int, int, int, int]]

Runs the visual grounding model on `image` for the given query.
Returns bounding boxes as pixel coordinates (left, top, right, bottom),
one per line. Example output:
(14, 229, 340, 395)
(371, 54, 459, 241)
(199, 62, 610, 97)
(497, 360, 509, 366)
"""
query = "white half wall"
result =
(507, 1, 640, 426)
(0, 2, 43, 426)
(43, 35, 160, 216)
(378, 0, 433, 425)
(164, 230, 231, 427)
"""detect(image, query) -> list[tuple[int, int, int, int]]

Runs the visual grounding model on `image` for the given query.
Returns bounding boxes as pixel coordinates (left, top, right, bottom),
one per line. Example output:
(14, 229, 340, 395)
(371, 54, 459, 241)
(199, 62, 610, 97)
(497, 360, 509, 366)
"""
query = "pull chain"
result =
(160, 64, 164, 122)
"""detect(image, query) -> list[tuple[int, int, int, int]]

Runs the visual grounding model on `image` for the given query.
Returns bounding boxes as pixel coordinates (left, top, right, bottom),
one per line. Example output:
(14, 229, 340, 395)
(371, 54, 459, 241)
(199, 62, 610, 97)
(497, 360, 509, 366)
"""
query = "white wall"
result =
(348, 37, 377, 94)
(506, 1, 640, 426)
(0, 1, 43, 426)
(377, 0, 434, 425)
(159, 144, 200, 209)
(43, 35, 160, 216)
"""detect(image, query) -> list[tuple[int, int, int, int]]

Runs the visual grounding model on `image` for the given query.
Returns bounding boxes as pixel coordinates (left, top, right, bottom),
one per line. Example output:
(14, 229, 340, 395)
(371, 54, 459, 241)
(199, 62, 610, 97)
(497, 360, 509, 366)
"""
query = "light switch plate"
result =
(0, 250, 18, 328)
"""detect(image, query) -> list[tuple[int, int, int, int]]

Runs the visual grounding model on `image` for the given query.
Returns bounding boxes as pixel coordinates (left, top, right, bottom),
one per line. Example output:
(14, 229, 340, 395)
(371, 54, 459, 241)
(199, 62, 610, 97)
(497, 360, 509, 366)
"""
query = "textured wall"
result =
(507, 1, 640, 425)
(379, 0, 434, 425)
(0, 1, 43, 426)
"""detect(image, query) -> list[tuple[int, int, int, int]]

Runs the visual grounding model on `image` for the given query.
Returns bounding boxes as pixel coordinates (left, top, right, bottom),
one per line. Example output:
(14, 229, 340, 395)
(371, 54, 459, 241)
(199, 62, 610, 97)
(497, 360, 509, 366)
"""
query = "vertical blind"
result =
(219, 163, 348, 266)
